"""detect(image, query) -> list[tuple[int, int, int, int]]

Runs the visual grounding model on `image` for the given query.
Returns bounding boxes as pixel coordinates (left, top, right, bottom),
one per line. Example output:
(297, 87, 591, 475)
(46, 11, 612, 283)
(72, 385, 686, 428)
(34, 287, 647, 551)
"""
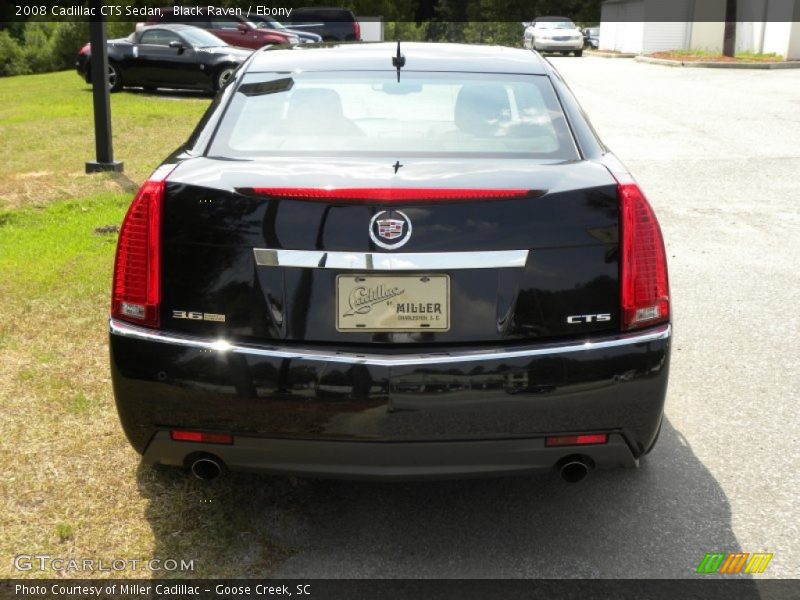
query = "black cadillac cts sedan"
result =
(110, 43, 671, 482)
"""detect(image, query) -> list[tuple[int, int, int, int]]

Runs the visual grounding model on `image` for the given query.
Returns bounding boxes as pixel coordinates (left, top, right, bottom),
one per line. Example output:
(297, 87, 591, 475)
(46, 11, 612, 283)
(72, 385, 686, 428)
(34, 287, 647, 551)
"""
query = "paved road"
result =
(172, 57, 800, 579)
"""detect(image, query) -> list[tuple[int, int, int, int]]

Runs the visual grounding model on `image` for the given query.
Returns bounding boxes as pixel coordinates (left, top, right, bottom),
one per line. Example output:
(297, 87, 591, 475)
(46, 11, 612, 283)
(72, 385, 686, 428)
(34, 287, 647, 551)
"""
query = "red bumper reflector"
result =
(171, 430, 233, 444)
(240, 187, 534, 202)
(545, 433, 608, 447)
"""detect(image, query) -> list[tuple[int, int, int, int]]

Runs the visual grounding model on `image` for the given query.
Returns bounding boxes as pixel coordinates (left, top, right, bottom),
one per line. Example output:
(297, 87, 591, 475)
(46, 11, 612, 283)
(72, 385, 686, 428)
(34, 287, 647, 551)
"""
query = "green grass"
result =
(0, 71, 298, 578)
(0, 193, 128, 297)
(0, 70, 210, 208)
(56, 523, 74, 543)
(655, 48, 784, 61)
(735, 50, 782, 60)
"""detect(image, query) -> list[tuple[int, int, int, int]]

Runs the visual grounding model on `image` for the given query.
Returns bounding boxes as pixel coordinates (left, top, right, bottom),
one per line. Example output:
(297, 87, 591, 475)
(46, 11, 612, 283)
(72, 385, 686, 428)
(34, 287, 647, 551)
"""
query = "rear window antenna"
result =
(392, 40, 406, 82)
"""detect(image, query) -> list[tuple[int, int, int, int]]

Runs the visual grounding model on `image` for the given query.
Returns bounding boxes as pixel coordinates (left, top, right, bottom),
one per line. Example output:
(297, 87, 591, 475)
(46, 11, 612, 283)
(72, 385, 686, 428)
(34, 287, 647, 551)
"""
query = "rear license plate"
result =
(336, 274, 450, 332)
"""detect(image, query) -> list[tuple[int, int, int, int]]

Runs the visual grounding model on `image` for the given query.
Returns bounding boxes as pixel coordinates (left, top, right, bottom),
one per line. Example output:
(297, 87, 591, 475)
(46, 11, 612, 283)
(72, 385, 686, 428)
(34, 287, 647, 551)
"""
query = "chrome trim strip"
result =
(253, 249, 529, 270)
(109, 319, 670, 367)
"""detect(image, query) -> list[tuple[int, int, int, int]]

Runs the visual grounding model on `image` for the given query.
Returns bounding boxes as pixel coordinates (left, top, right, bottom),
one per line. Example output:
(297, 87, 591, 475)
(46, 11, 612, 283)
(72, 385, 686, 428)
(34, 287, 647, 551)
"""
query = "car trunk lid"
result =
(159, 156, 620, 345)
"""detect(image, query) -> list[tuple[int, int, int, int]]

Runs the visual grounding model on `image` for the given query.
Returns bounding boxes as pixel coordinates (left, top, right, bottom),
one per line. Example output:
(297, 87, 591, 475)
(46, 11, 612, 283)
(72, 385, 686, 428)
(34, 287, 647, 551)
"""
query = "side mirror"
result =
(238, 23, 249, 33)
(168, 39, 186, 54)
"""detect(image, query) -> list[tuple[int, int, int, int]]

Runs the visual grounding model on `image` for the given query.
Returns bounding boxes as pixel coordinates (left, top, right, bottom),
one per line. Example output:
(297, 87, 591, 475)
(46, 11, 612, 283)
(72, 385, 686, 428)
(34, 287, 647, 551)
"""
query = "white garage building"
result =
(599, 0, 800, 59)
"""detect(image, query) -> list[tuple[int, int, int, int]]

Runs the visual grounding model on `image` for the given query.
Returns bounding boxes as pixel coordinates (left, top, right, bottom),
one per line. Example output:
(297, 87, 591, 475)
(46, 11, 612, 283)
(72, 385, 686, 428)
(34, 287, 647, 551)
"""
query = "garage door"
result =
(642, 0, 691, 53)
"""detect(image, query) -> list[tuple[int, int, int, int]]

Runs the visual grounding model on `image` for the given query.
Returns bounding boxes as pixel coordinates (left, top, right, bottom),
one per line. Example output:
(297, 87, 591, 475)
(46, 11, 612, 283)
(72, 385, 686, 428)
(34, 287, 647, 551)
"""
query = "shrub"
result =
(51, 21, 91, 70)
(21, 22, 58, 73)
(0, 20, 135, 77)
(0, 30, 29, 76)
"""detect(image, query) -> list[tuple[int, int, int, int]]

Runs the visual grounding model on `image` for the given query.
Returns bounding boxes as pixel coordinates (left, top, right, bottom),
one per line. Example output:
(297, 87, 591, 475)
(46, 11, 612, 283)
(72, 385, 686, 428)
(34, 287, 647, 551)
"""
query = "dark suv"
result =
(284, 7, 361, 41)
(147, 8, 298, 49)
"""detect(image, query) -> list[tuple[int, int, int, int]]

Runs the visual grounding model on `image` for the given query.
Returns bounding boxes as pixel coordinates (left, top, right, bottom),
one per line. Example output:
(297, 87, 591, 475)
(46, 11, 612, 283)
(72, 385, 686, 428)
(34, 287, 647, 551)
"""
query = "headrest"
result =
(287, 88, 345, 121)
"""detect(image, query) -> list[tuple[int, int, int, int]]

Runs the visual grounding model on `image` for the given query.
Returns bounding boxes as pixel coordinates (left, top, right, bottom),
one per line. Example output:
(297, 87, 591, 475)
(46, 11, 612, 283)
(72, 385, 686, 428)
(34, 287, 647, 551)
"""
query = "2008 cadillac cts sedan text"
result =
(109, 43, 671, 482)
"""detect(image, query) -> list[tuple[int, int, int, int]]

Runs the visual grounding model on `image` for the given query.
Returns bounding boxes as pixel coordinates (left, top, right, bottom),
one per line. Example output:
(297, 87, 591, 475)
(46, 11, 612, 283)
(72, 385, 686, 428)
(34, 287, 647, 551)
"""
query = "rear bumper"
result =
(110, 319, 670, 478)
(144, 431, 637, 480)
(535, 40, 584, 52)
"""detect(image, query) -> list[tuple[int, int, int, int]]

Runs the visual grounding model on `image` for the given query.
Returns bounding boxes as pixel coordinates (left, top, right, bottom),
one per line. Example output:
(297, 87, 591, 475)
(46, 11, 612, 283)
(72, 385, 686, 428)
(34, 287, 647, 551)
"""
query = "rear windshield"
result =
(208, 71, 578, 160)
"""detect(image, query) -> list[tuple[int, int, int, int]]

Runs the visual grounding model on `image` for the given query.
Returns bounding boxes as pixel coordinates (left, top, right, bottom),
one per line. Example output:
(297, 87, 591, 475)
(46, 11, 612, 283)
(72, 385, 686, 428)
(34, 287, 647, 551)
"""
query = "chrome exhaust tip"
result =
(558, 457, 592, 483)
(190, 457, 223, 481)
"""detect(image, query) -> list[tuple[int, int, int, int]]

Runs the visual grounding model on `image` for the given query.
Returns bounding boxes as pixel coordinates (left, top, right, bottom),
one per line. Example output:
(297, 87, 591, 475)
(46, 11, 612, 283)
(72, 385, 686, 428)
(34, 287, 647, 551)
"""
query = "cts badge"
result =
(567, 313, 611, 324)
(369, 210, 412, 250)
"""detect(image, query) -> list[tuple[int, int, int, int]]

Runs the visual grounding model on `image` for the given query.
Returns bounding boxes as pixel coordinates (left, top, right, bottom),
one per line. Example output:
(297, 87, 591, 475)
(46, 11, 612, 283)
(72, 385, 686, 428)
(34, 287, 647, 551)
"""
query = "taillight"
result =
(617, 177, 670, 330)
(238, 187, 535, 203)
(353, 21, 361, 41)
(79, 43, 90, 56)
(111, 165, 172, 328)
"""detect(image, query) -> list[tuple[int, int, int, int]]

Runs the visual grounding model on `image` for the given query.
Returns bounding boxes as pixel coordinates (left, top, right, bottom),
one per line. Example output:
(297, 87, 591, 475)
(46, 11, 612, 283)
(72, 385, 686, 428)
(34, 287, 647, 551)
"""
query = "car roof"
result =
(140, 23, 198, 32)
(248, 42, 546, 75)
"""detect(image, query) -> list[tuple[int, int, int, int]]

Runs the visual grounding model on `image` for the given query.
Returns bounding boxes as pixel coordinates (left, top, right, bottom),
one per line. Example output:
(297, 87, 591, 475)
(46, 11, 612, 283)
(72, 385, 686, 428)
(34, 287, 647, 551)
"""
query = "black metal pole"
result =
(723, 0, 737, 58)
(85, 0, 123, 173)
